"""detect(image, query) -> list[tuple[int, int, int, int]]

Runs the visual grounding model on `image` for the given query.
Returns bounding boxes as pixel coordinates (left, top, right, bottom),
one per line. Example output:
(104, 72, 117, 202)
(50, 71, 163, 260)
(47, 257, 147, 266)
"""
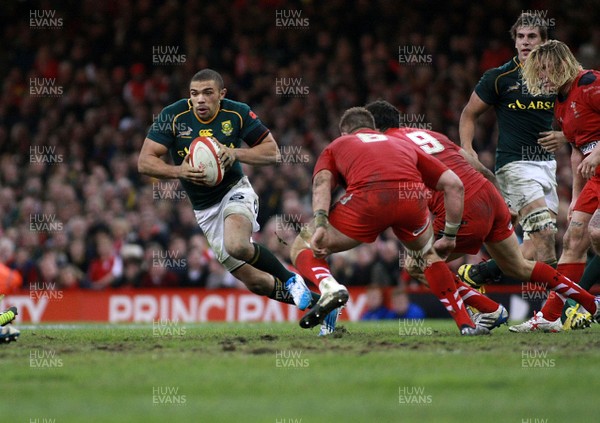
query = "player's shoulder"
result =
(480, 57, 519, 82)
(329, 133, 353, 146)
(162, 98, 193, 116)
(218, 98, 258, 128)
(577, 70, 600, 87)
(219, 98, 251, 115)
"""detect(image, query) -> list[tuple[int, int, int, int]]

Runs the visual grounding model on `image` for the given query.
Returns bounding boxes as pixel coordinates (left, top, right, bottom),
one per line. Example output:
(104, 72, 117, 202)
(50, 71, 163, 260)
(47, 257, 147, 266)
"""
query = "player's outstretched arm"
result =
(436, 169, 464, 228)
(312, 170, 333, 213)
(310, 170, 334, 258)
(138, 137, 205, 184)
(458, 148, 498, 187)
(233, 133, 278, 166)
(459, 92, 491, 158)
(433, 169, 463, 260)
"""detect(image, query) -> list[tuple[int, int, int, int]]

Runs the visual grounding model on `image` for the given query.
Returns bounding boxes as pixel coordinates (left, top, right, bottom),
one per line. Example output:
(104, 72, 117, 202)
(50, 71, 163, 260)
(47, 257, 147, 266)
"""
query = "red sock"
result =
(540, 263, 585, 320)
(424, 262, 474, 329)
(294, 249, 332, 287)
(456, 280, 499, 313)
(531, 262, 596, 314)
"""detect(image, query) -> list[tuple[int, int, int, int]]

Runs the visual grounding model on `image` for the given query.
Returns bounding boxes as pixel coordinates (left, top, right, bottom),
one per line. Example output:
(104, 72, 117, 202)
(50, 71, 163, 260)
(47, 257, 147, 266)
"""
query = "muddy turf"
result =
(2, 320, 599, 422)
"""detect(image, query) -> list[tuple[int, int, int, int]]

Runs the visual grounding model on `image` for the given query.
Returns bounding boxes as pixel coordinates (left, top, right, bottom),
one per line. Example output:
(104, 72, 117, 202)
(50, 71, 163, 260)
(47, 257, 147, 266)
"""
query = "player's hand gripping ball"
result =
(189, 137, 225, 186)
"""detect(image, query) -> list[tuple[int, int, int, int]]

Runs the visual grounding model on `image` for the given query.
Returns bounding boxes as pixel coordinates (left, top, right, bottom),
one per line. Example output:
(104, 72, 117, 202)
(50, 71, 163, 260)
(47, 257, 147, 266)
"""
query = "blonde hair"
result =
(523, 40, 582, 96)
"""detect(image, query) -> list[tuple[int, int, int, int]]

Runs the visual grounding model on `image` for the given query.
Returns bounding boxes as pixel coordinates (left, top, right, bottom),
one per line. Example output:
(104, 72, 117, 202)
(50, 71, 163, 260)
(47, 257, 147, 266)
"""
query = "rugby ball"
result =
(189, 137, 225, 186)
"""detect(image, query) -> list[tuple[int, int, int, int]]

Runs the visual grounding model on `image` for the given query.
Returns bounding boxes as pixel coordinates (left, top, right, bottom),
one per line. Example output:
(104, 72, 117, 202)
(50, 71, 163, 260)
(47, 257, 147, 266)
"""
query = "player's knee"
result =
(224, 238, 254, 261)
(406, 238, 440, 269)
(503, 260, 534, 280)
(244, 280, 269, 295)
(562, 223, 588, 257)
(494, 251, 534, 280)
(405, 261, 425, 282)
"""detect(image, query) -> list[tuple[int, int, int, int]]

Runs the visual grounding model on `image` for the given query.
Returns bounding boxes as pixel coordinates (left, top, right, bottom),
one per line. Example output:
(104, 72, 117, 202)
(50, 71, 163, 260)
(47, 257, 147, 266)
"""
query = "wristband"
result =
(314, 209, 329, 228)
(443, 221, 461, 238)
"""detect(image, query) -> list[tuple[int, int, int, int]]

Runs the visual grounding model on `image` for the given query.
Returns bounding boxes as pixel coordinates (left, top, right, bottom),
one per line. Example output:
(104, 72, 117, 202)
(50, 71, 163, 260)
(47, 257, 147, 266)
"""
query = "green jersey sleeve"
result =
(238, 103, 270, 147)
(475, 69, 500, 106)
(147, 106, 177, 147)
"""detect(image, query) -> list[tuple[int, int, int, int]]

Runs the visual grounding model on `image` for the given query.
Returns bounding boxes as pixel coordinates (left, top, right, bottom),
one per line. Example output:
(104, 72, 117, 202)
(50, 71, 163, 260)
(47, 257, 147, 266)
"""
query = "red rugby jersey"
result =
(313, 129, 448, 193)
(555, 70, 600, 156)
(386, 127, 487, 213)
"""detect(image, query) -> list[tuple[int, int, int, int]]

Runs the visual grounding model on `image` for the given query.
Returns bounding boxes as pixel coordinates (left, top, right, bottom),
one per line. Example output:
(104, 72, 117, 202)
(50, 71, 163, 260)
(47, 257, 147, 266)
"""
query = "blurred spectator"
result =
(113, 243, 145, 288)
(87, 231, 123, 289)
(0, 256, 23, 294)
(371, 239, 401, 287)
(205, 260, 244, 290)
(57, 264, 84, 290)
(180, 247, 209, 287)
(389, 287, 426, 320)
(350, 245, 377, 286)
(361, 285, 396, 320)
(138, 242, 179, 288)
(328, 250, 355, 287)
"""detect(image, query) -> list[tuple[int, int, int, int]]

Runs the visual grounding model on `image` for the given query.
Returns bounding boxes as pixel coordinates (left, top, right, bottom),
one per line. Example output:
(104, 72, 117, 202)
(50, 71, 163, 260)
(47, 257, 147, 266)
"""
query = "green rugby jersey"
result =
(147, 98, 269, 210)
(475, 57, 556, 171)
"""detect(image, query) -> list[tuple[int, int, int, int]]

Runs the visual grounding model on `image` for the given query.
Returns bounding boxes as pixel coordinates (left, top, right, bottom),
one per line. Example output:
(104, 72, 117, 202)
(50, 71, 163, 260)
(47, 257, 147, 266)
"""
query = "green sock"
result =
(474, 259, 503, 281)
(310, 291, 320, 307)
(268, 278, 320, 307)
(561, 255, 600, 322)
(268, 277, 295, 305)
(486, 260, 502, 279)
(248, 243, 294, 283)
(497, 259, 556, 285)
(268, 277, 320, 306)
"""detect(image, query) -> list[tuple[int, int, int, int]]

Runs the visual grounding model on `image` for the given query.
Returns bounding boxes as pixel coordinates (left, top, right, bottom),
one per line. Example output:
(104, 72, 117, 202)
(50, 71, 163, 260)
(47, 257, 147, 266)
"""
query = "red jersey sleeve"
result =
(588, 84, 600, 114)
(313, 146, 340, 187)
(414, 147, 449, 190)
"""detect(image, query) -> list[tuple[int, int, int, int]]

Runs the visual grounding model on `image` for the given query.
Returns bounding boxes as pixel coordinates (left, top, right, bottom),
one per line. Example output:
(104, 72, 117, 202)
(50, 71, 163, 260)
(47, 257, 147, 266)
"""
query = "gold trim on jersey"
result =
(172, 103, 193, 136)
(188, 99, 244, 130)
(192, 99, 220, 124)
(494, 57, 521, 96)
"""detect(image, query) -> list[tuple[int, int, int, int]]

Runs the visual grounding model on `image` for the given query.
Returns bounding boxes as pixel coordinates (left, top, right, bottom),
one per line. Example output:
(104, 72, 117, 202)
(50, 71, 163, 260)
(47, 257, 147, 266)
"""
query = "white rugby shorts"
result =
(194, 176, 260, 272)
(495, 160, 558, 214)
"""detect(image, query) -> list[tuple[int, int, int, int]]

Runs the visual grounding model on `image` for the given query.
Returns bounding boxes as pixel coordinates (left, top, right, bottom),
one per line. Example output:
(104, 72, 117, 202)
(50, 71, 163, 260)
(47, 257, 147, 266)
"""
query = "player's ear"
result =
(219, 88, 227, 99)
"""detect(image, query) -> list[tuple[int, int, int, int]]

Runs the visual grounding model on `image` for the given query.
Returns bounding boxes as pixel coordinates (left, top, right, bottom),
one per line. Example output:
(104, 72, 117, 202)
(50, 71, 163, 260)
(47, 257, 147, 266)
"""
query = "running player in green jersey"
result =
(138, 69, 313, 313)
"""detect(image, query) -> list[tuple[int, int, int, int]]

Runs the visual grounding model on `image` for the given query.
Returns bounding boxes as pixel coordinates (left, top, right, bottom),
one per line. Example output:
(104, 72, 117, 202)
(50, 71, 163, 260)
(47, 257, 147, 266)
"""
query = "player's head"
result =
(338, 107, 376, 135)
(510, 12, 548, 62)
(522, 40, 582, 96)
(189, 69, 226, 120)
(365, 100, 400, 132)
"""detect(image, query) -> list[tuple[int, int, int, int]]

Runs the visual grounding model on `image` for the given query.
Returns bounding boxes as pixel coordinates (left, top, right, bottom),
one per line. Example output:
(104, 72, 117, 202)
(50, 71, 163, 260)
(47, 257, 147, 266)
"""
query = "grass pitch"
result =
(2, 320, 600, 423)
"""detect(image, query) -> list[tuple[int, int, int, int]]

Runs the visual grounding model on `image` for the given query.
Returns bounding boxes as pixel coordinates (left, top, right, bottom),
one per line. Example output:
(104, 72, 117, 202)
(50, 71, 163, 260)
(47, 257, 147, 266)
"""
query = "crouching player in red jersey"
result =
(290, 107, 489, 336)
(366, 100, 600, 331)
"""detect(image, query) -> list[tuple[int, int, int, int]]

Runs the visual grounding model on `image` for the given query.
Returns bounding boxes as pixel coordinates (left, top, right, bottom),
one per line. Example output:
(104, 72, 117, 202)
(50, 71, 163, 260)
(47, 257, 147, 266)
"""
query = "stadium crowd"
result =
(1, 0, 600, 292)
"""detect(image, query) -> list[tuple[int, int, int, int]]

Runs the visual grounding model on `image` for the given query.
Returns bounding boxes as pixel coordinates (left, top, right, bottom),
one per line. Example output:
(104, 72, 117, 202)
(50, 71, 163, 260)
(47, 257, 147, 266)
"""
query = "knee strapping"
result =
(521, 207, 557, 236)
